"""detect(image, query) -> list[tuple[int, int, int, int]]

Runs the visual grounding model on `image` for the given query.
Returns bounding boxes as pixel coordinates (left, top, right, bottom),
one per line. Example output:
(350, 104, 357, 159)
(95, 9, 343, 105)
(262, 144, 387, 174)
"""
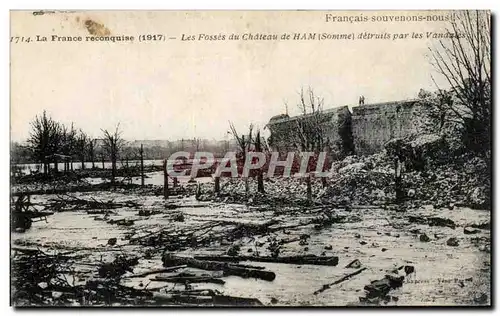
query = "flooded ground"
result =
(11, 174, 491, 306)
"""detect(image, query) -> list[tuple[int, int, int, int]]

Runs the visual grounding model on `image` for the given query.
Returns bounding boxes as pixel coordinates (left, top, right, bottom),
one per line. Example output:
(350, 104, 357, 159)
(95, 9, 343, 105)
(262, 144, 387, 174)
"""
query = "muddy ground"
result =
(10, 173, 491, 307)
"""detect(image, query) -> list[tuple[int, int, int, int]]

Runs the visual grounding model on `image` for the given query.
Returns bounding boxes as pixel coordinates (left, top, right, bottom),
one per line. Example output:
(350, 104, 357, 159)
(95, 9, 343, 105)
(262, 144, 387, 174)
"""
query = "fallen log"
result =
(313, 267, 367, 295)
(162, 254, 276, 281)
(152, 276, 225, 285)
(193, 254, 339, 266)
(126, 265, 187, 278)
(152, 292, 263, 306)
(408, 215, 456, 229)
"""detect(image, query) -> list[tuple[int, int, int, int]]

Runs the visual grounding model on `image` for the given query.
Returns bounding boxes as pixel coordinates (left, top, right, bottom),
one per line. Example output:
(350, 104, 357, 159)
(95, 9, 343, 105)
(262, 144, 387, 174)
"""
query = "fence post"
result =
(140, 144, 145, 187)
(214, 176, 220, 194)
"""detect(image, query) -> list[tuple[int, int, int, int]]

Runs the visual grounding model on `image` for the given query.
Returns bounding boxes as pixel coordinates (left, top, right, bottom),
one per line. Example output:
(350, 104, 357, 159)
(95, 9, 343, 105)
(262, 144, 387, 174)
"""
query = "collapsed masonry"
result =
(266, 99, 428, 156)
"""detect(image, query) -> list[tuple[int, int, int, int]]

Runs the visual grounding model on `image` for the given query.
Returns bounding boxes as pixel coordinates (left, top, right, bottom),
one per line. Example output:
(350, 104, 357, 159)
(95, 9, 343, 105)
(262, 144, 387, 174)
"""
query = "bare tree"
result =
(428, 10, 491, 156)
(75, 130, 88, 170)
(293, 87, 326, 152)
(27, 111, 60, 175)
(87, 138, 97, 169)
(229, 122, 254, 161)
(191, 138, 201, 152)
(61, 123, 77, 171)
(102, 124, 125, 185)
(228, 122, 255, 194)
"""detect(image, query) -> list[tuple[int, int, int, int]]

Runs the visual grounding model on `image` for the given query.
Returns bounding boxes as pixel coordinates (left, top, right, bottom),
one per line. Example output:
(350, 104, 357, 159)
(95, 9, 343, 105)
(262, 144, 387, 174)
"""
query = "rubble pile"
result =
(194, 146, 489, 210)
(402, 155, 490, 208)
(325, 152, 490, 208)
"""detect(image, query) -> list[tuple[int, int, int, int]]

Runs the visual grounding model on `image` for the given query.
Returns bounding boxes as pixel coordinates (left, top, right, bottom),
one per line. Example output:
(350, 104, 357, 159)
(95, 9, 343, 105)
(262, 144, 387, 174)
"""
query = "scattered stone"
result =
(324, 245, 333, 250)
(381, 248, 388, 252)
(434, 233, 445, 239)
(407, 189, 416, 198)
(419, 234, 430, 242)
(247, 248, 253, 253)
(173, 213, 185, 222)
(464, 227, 480, 235)
(470, 222, 491, 230)
(479, 245, 490, 253)
(473, 292, 488, 305)
(446, 237, 459, 247)
(404, 265, 415, 275)
(345, 259, 362, 269)
(354, 233, 361, 239)
(304, 247, 309, 252)
(409, 228, 421, 234)
(107, 237, 117, 246)
(359, 241, 367, 245)
(227, 245, 240, 256)
(270, 297, 278, 304)
(362, 274, 404, 300)
(300, 234, 310, 240)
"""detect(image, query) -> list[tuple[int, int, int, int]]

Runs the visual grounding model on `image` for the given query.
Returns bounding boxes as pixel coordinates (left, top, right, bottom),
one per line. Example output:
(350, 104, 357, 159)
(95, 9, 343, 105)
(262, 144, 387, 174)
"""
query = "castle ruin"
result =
(266, 99, 428, 156)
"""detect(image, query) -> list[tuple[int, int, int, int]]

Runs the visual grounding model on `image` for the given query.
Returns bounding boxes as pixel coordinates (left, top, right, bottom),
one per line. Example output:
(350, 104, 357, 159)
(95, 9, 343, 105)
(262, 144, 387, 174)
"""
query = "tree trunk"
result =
(196, 183, 202, 200)
(111, 157, 116, 185)
(257, 172, 265, 193)
(101, 155, 105, 169)
(54, 156, 58, 173)
(321, 177, 327, 188)
(162, 255, 276, 282)
(90, 148, 95, 169)
(81, 156, 85, 170)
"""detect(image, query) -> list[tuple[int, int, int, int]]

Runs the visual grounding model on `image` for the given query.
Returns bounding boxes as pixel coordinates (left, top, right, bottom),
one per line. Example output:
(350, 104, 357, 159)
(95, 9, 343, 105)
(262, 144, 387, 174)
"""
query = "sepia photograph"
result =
(9, 9, 491, 307)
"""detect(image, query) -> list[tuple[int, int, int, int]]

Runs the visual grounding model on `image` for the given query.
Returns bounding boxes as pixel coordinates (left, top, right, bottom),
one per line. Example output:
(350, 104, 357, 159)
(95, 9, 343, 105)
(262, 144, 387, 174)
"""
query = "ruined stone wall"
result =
(351, 100, 428, 155)
(266, 106, 353, 154)
(267, 100, 429, 156)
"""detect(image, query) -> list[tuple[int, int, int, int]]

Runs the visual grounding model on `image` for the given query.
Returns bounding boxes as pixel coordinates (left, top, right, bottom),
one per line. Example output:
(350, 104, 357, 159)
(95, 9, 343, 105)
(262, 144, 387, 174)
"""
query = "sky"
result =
(10, 10, 457, 142)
